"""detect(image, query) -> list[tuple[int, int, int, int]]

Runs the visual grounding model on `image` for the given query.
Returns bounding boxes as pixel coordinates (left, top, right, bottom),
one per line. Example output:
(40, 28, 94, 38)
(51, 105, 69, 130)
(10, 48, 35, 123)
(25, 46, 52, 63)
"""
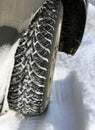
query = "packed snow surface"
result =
(0, 3, 95, 130)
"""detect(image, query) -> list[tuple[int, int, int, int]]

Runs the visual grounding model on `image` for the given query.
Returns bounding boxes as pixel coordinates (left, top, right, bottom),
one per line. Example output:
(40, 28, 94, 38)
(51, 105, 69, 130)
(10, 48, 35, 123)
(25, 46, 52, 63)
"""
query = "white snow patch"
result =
(0, 110, 24, 130)
(0, 40, 19, 114)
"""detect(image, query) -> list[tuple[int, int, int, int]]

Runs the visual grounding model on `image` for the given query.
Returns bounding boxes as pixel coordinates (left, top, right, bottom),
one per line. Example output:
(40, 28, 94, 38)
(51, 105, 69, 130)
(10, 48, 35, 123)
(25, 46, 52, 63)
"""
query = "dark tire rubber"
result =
(8, 0, 63, 115)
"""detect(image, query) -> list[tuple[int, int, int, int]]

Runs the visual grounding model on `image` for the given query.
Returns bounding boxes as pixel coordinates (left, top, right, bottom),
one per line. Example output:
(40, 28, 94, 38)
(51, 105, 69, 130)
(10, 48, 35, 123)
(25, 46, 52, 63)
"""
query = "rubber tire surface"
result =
(8, 0, 63, 115)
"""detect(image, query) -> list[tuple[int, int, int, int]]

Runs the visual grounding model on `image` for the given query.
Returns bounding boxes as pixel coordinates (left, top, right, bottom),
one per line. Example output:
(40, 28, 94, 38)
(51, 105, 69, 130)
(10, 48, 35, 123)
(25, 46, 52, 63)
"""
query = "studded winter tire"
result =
(6, 0, 63, 115)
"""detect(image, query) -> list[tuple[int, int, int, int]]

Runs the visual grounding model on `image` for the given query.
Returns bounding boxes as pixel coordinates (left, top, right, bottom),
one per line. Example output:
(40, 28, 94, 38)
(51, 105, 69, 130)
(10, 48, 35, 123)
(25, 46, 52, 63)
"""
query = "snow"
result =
(0, 40, 19, 114)
(0, 2, 95, 130)
(0, 45, 11, 104)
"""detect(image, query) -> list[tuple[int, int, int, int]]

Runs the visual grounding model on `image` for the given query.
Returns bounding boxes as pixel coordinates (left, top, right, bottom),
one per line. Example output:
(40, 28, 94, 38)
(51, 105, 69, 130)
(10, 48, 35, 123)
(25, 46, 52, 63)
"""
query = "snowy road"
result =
(0, 2, 95, 130)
